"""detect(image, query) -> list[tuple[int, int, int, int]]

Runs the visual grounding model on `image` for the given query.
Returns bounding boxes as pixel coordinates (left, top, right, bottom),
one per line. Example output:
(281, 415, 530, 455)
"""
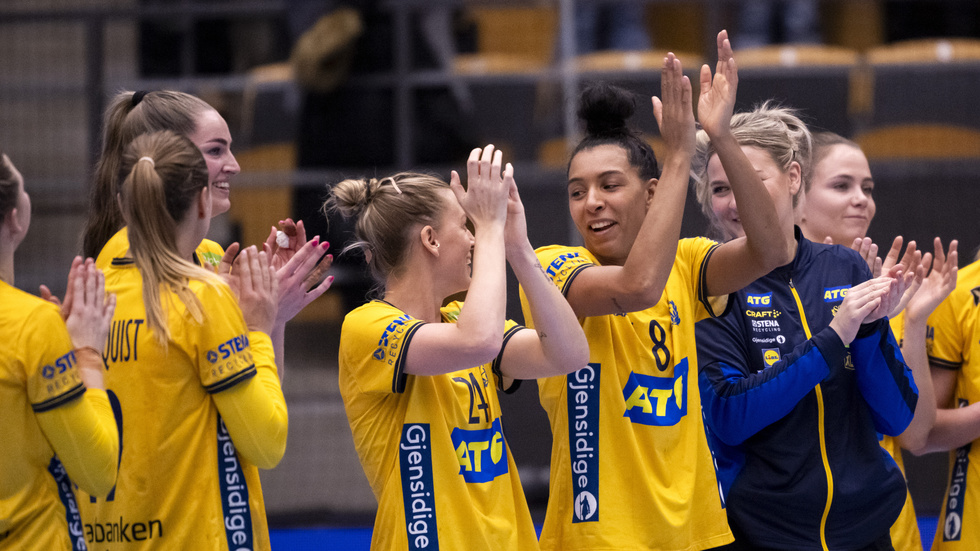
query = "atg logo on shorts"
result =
(451, 418, 509, 483)
(823, 286, 850, 302)
(622, 359, 687, 426)
(401, 424, 438, 550)
(567, 364, 600, 523)
(746, 293, 772, 307)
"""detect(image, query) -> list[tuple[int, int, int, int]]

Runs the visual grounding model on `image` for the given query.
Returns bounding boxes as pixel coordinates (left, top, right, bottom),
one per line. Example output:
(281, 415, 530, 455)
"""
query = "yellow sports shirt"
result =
(77, 259, 275, 550)
(339, 300, 540, 551)
(880, 314, 923, 551)
(0, 280, 117, 550)
(523, 239, 733, 551)
(927, 259, 980, 549)
(96, 228, 224, 271)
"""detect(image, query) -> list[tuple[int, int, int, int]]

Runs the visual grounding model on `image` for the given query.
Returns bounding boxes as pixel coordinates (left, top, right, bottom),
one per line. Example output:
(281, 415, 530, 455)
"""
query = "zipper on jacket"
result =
(789, 278, 833, 551)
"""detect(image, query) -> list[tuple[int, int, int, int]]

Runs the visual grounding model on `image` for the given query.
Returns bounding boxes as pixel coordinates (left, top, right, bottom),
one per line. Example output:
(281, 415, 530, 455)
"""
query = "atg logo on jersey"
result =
(823, 286, 850, 302)
(746, 293, 773, 307)
(451, 418, 508, 483)
(622, 359, 687, 426)
(762, 348, 780, 367)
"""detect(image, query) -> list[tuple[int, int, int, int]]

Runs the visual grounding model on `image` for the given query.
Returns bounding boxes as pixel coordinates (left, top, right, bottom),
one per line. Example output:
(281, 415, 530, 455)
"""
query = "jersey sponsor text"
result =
(568, 364, 600, 523)
(622, 360, 688, 426)
(400, 424, 438, 550)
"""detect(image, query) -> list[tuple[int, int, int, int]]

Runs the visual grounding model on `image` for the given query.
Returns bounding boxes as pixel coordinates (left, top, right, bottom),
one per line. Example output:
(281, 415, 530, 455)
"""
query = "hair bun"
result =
(578, 82, 635, 138)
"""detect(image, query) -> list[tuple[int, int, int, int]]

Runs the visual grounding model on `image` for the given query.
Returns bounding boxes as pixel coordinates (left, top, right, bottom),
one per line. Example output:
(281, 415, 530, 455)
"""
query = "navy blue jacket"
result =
(695, 230, 918, 550)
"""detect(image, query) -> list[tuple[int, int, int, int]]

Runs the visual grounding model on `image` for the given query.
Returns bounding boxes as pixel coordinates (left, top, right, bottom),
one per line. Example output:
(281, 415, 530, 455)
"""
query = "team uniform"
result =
(882, 313, 923, 551)
(96, 228, 224, 271)
(77, 253, 284, 550)
(927, 259, 980, 549)
(522, 239, 734, 551)
(339, 300, 539, 551)
(696, 230, 917, 550)
(1, 280, 118, 550)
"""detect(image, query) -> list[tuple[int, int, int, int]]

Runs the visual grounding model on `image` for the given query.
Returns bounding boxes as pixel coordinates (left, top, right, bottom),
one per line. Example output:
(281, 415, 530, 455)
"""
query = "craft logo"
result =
(746, 293, 772, 307)
(451, 418, 508, 483)
(746, 309, 781, 319)
(622, 359, 687, 426)
(568, 364, 600, 523)
(823, 286, 850, 302)
(943, 399, 972, 542)
(401, 424, 438, 550)
(762, 348, 780, 367)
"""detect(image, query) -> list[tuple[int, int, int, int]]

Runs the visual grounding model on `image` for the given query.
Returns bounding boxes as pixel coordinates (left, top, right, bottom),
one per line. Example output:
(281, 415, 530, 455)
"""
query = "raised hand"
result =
(235, 246, 279, 335)
(263, 218, 308, 271)
(885, 239, 922, 318)
(829, 276, 891, 345)
(217, 241, 242, 298)
(845, 237, 882, 277)
(652, 52, 696, 159)
(501, 164, 529, 258)
(697, 30, 738, 139)
(450, 145, 509, 230)
(906, 238, 958, 323)
(39, 256, 84, 319)
(64, 258, 116, 352)
(270, 236, 334, 325)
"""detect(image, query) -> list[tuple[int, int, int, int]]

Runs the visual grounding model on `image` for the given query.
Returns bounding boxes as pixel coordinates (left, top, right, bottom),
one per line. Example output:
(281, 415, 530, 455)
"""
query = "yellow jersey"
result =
(0, 280, 118, 551)
(339, 300, 540, 551)
(77, 258, 273, 550)
(927, 259, 980, 549)
(96, 228, 224, 271)
(880, 314, 923, 551)
(522, 239, 733, 551)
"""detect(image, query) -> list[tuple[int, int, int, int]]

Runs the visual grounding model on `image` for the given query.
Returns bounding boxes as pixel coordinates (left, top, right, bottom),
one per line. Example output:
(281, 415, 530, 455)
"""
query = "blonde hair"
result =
(0, 153, 17, 223)
(118, 131, 219, 344)
(83, 90, 214, 258)
(809, 131, 862, 193)
(692, 102, 812, 237)
(324, 172, 450, 290)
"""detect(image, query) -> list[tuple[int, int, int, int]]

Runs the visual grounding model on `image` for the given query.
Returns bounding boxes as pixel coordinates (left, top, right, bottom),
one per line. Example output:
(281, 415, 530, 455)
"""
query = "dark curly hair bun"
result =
(578, 82, 635, 138)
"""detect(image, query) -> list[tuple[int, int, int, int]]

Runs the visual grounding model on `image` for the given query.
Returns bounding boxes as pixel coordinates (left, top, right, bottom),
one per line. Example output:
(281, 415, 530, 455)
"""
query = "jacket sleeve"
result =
(697, 311, 843, 446)
(851, 319, 918, 436)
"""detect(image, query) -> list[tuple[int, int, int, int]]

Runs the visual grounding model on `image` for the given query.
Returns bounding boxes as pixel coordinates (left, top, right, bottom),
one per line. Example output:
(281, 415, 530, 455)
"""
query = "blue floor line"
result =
(271, 517, 941, 550)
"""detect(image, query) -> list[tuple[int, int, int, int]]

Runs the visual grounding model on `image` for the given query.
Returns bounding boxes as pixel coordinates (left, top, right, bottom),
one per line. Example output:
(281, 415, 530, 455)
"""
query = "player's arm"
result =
(700, 31, 794, 298)
(698, 315, 835, 446)
(401, 146, 510, 376)
(563, 53, 692, 318)
(211, 330, 288, 469)
(36, 386, 119, 497)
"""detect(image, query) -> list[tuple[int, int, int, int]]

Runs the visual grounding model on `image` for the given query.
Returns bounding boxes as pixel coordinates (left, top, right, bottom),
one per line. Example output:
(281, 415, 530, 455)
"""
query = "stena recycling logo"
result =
(574, 491, 597, 522)
(944, 512, 961, 541)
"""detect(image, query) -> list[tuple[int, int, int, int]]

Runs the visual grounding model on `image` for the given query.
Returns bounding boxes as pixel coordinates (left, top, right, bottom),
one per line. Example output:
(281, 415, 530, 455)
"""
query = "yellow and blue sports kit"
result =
(96, 228, 224, 271)
(1, 280, 118, 550)
(77, 255, 286, 550)
(339, 300, 540, 551)
(882, 313, 923, 551)
(521, 238, 734, 551)
(927, 259, 980, 549)
(696, 230, 918, 551)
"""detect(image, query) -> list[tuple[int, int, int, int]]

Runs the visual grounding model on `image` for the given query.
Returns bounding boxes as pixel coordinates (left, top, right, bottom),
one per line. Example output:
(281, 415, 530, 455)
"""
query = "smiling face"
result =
(801, 144, 875, 245)
(706, 145, 800, 241)
(567, 144, 654, 266)
(187, 108, 239, 216)
(432, 188, 475, 294)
